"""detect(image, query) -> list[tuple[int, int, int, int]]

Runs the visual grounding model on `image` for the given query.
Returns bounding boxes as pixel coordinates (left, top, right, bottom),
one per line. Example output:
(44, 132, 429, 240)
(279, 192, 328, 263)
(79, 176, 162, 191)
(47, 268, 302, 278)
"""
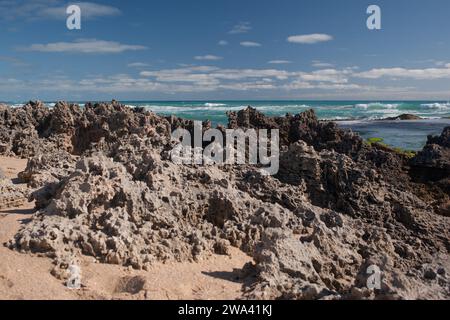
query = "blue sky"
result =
(1, 0, 450, 101)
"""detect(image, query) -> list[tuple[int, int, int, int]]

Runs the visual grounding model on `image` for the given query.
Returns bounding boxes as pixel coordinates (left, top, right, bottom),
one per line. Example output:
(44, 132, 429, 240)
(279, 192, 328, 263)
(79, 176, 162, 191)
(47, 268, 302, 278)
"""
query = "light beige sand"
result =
(0, 156, 28, 179)
(0, 157, 252, 300)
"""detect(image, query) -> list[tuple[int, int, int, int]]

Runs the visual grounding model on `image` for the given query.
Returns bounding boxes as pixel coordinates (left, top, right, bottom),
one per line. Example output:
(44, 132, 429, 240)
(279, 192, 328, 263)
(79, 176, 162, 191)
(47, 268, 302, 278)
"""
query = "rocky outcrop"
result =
(385, 114, 423, 121)
(2, 102, 449, 299)
(410, 127, 450, 216)
(0, 101, 173, 158)
(411, 127, 450, 174)
(11, 155, 185, 269)
(0, 101, 51, 157)
(227, 107, 365, 156)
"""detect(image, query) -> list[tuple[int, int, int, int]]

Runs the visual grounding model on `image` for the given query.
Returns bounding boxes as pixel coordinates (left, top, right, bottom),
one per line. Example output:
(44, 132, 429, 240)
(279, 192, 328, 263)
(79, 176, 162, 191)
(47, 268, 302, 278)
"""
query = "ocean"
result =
(7, 100, 450, 150)
(122, 100, 450, 151)
(122, 100, 450, 123)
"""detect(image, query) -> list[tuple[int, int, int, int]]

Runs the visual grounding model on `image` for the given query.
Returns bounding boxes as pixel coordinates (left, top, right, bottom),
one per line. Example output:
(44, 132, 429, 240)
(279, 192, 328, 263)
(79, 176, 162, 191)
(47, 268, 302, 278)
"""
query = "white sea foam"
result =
(134, 103, 312, 114)
(322, 116, 353, 121)
(8, 101, 447, 122)
(421, 102, 450, 110)
(204, 102, 226, 107)
(250, 104, 311, 111)
(327, 105, 354, 110)
(356, 103, 400, 109)
(134, 104, 244, 113)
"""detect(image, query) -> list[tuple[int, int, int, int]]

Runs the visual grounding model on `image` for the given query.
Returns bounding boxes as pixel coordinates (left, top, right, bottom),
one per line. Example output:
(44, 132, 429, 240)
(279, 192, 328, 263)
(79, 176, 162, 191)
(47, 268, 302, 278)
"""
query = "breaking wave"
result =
(421, 102, 450, 110)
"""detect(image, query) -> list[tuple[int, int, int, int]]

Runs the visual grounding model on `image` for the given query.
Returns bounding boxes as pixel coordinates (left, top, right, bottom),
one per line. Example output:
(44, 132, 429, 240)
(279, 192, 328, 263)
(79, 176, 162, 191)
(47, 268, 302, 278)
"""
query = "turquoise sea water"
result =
(7, 100, 450, 150)
(122, 100, 450, 122)
(121, 100, 450, 150)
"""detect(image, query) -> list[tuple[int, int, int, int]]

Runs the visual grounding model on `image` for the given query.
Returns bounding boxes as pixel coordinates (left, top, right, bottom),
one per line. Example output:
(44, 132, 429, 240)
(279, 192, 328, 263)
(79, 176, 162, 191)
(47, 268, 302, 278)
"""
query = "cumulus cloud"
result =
(22, 39, 147, 54)
(135, 65, 372, 94)
(282, 81, 361, 91)
(140, 66, 290, 83)
(0, 66, 360, 95)
(312, 60, 334, 68)
(297, 68, 353, 84)
(194, 55, 223, 61)
(240, 41, 261, 47)
(218, 40, 228, 46)
(228, 22, 252, 34)
(5, 62, 450, 98)
(356, 65, 450, 80)
(268, 60, 292, 64)
(137, 65, 359, 94)
(127, 62, 150, 68)
(287, 34, 333, 44)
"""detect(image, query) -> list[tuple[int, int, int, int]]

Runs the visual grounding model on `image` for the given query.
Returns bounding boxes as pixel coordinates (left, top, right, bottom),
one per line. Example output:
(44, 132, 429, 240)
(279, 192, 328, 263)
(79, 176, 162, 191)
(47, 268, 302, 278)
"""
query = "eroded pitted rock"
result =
(10, 153, 250, 270)
(19, 148, 77, 187)
(3, 102, 449, 300)
(276, 140, 450, 259)
(0, 179, 29, 210)
(246, 212, 449, 300)
(10, 155, 179, 269)
(0, 101, 51, 157)
(227, 107, 365, 156)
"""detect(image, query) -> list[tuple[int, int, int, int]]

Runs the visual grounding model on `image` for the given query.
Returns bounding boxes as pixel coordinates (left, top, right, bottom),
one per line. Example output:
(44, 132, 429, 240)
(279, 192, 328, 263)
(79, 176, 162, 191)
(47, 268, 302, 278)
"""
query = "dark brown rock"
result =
(385, 114, 422, 121)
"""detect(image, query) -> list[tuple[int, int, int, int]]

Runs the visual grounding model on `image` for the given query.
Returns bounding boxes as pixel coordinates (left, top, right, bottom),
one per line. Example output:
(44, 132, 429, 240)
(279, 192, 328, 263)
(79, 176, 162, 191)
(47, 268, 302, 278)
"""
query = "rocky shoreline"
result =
(0, 101, 449, 300)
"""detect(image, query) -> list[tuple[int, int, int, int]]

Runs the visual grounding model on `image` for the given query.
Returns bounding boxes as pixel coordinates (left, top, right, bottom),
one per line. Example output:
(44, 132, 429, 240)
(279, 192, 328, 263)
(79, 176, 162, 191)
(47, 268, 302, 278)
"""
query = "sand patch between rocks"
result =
(0, 156, 252, 300)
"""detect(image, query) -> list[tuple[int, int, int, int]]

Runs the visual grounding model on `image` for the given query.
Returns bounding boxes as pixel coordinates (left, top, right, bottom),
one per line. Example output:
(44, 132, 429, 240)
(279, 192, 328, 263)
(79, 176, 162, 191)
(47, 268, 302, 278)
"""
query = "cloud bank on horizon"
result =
(0, 0, 450, 101)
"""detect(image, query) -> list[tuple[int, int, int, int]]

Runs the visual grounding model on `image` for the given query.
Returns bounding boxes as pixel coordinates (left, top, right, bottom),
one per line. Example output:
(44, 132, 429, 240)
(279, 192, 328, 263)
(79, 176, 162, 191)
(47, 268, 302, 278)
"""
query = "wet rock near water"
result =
(384, 114, 423, 121)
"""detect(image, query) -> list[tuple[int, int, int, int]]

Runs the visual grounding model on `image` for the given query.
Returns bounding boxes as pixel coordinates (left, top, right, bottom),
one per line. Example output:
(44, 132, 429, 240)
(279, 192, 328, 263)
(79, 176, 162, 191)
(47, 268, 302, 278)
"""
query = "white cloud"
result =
(140, 66, 290, 84)
(356, 65, 450, 80)
(5, 62, 450, 98)
(229, 22, 252, 34)
(194, 55, 223, 61)
(312, 60, 334, 68)
(5, 73, 438, 99)
(240, 41, 261, 47)
(287, 34, 333, 44)
(17, 66, 359, 94)
(137, 65, 358, 93)
(135, 65, 364, 94)
(282, 81, 361, 91)
(127, 62, 150, 68)
(220, 81, 276, 91)
(218, 40, 228, 46)
(23, 39, 147, 54)
(296, 68, 353, 84)
(268, 60, 292, 64)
